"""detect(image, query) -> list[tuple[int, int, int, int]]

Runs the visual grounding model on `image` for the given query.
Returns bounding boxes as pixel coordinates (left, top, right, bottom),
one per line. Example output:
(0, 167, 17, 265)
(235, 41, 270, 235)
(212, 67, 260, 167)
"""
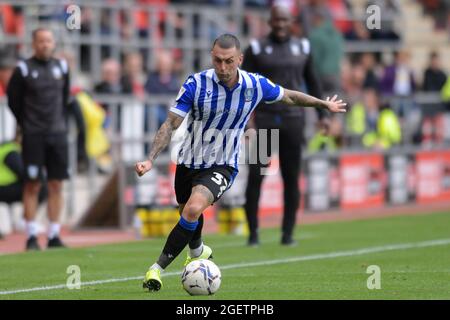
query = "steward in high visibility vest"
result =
(308, 132, 338, 153)
(0, 133, 47, 220)
(0, 141, 21, 187)
(0, 137, 23, 204)
(441, 76, 450, 103)
(308, 116, 343, 153)
(347, 89, 401, 149)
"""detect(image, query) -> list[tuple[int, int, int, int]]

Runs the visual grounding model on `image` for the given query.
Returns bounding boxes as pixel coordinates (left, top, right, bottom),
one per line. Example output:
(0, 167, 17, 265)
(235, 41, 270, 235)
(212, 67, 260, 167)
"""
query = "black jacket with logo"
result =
(7, 56, 70, 135)
(243, 34, 327, 119)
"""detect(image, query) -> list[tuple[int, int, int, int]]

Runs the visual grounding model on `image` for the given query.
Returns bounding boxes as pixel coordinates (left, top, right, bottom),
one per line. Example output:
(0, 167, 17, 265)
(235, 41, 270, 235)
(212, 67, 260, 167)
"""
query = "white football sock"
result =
(48, 223, 61, 239)
(190, 242, 204, 258)
(150, 263, 164, 272)
(26, 221, 38, 238)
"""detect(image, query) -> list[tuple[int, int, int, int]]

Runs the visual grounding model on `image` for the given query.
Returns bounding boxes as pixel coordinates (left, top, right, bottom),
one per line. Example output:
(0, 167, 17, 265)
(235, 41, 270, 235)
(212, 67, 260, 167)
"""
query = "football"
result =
(181, 259, 221, 295)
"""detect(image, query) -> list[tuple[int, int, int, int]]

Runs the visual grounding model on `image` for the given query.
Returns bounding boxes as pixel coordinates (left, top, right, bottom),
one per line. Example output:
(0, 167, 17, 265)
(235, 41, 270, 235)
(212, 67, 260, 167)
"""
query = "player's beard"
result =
(218, 74, 230, 83)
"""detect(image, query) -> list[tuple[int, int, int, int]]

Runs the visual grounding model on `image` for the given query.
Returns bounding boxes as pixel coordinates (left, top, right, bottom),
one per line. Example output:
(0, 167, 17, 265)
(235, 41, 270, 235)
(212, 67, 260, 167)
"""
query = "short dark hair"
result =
(212, 34, 240, 51)
(32, 27, 53, 40)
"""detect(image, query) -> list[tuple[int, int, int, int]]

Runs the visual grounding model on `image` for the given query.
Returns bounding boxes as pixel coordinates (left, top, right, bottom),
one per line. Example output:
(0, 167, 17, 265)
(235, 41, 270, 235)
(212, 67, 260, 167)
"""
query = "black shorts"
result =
(22, 133, 69, 181)
(174, 165, 238, 204)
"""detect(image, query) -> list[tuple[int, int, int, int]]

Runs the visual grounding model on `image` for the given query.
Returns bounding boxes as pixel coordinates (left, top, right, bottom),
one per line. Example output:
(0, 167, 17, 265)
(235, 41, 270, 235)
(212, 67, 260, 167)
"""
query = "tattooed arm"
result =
(281, 89, 347, 113)
(135, 112, 184, 176)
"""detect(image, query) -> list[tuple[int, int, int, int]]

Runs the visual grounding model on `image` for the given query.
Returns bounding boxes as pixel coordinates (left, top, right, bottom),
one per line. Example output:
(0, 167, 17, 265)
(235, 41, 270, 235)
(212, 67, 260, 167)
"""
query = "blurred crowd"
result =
(419, 0, 450, 31)
(2, 0, 450, 51)
(1, 0, 450, 162)
(308, 48, 450, 153)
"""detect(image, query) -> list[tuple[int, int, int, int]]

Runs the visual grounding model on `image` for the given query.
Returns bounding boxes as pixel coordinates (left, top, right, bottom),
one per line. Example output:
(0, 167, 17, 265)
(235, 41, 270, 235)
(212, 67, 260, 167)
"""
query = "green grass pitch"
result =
(1, 211, 449, 300)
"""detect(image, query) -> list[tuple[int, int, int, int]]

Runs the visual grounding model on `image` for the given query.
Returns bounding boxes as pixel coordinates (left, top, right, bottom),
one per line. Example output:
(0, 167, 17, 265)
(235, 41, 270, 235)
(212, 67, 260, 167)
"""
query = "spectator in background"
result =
(94, 58, 132, 111)
(132, 0, 169, 39)
(347, 88, 401, 149)
(0, 128, 47, 209)
(309, 8, 344, 93)
(344, 20, 371, 41)
(421, 51, 448, 144)
(100, 8, 115, 60)
(0, 4, 24, 55)
(423, 51, 447, 92)
(93, 58, 131, 151)
(57, 50, 111, 174)
(145, 50, 180, 126)
(360, 52, 381, 91)
(380, 50, 416, 98)
(297, 0, 332, 37)
(385, 51, 422, 144)
(380, 50, 417, 122)
(441, 74, 450, 111)
(297, 0, 352, 37)
(341, 58, 364, 101)
(95, 59, 131, 95)
(0, 129, 48, 239)
(327, 0, 353, 35)
(0, 5, 23, 36)
(308, 115, 343, 153)
(0, 131, 24, 206)
(419, 0, 449, 30)
(122, 51, 146, 99)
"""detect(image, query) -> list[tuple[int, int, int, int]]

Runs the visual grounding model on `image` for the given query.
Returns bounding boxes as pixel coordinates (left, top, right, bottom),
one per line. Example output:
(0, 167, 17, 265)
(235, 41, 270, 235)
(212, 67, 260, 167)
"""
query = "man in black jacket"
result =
(243, 5, 329, 246)
(423, 51, 447, 92)
(7, 27, 69, 250)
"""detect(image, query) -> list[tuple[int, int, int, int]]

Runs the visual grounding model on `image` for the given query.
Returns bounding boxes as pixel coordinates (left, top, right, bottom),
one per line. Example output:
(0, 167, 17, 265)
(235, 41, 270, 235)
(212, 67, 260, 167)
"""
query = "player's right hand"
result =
(135, 160, 153, 177)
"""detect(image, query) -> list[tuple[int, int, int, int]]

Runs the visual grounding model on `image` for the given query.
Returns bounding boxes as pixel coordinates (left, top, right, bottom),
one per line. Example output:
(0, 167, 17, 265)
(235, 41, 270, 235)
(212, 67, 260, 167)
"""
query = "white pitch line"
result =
(1, 238, 449, 296)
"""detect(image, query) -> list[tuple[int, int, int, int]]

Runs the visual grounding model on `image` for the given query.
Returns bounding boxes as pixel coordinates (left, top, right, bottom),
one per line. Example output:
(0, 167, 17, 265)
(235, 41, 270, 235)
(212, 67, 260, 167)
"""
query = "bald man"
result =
(243, 5, 329, 246)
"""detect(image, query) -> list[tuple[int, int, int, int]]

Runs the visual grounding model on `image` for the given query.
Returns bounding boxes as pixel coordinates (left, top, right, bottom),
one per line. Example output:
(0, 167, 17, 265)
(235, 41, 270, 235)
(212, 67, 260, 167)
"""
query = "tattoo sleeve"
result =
(282, 89, 327, 109)
(192, 185, 214, 205)
(148, 113, 183, 162)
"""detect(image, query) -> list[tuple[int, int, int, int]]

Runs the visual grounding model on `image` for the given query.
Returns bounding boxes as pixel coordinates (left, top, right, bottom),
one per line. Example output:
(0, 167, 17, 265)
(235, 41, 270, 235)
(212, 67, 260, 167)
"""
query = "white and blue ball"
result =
(181, 259, 221, 295)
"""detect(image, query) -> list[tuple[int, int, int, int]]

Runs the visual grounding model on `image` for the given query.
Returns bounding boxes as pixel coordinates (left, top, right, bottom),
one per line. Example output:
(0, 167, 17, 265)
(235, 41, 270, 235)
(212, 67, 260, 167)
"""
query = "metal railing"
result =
(2, 91, 449, 228)
(0, 0, 410, 84)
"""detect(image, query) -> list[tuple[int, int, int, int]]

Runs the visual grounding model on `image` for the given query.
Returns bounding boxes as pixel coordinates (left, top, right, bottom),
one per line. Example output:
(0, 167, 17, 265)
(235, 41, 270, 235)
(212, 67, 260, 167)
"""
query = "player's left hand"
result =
(325, 95, 347, 113)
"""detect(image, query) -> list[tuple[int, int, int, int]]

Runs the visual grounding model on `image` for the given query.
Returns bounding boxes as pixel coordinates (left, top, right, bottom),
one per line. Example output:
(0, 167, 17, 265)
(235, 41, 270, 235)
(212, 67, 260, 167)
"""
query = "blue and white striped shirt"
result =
(170, 68, 284, 170)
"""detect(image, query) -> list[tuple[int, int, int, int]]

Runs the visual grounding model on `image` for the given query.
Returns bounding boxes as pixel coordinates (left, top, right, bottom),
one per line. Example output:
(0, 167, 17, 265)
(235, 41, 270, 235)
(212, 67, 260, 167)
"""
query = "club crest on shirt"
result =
(31, 70, 38, 79)
(244, 88, 254, 102)
(290, 43, 300, 56)
(27, 165, 39, 179)
(52, 66, 62, 79)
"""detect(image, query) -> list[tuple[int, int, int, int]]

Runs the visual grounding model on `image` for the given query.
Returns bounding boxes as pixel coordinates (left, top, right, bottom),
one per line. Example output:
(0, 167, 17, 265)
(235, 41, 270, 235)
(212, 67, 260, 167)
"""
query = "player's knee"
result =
(182, 203, 203, 222)
(47, 180, 63, 194)
(24, 181, 41, 194)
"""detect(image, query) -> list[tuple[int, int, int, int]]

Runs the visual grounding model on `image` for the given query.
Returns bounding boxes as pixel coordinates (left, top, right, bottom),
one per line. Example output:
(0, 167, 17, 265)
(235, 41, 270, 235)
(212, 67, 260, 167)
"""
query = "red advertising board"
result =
(339, 154, 386, 210)
(415, 150, 450, 204)
(258, 156, 284, 217)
